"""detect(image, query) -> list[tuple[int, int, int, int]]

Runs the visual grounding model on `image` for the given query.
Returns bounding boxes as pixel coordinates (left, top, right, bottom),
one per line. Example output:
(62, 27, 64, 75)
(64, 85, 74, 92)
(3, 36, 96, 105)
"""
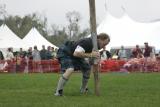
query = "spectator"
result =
(19, 48, 26, 58)
(46, 46, 52, 60)
(5, 48, 15, 72)
(32, 46, 41, 61)
(32, 46, 41, 72)
(26, 47, 33, 72)
(143, 42, 152, 57)
(51, 47, 57, 59)
(6, 48, 14, 60)
(40, 45, 47, 60)
(112, 50, 119, 59)
(0, 50, 4, 60)
(19, 48, 27, 72)
(15, 53, 22, 72)
(26, 47, 33, 60)
(118, 46, 127, 60)
(100, 47, 111, 60)
(132, 45, 143, 58)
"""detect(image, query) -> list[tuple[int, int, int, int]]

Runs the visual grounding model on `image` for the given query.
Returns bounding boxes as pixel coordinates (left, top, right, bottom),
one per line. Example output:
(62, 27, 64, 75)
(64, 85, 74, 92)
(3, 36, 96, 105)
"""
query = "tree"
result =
(0, 3, 7, 25)
(5, 12, 48, 38)
(5, 15, 32, 38)
(49, 24, 59, 36)
(31, 13, 48, 36)
(47, 27, 68, 47)
(66, 11, 81, 40)
(78, 28, 90, 39)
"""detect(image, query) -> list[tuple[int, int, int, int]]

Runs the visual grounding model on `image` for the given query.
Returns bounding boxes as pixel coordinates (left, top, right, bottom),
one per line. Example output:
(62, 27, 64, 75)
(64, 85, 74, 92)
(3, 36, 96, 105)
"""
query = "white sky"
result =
(1, 0, 160, 29)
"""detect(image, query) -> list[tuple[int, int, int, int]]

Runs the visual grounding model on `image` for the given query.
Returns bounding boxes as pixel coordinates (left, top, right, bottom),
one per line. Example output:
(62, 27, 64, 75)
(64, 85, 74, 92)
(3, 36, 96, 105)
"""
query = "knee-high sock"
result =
(80, 76, 89, 93)
(81, 70, 90, 92)
(56, 76, 68, 92)
(81, 78, 88, 89)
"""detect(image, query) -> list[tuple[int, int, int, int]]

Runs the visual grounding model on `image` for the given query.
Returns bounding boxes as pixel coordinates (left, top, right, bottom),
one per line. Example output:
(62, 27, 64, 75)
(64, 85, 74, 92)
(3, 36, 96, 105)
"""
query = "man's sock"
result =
(80, 77, 89, 93)
(55, 76, 68, 94)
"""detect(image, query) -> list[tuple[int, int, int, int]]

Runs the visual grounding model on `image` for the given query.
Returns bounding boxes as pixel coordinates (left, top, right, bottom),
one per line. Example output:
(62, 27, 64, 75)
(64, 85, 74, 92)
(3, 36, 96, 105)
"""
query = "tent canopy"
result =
(0, 24, 23, 49)
(97, 12, 160, 50)
(22, 27, 58, 50)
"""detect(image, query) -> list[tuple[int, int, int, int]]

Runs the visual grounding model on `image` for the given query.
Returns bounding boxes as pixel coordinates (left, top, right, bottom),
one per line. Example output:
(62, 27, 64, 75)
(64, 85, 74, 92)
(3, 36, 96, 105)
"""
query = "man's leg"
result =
(55, 68, 74, 96)
(80, 70, 91, 93)
(79, 59, 91, 93)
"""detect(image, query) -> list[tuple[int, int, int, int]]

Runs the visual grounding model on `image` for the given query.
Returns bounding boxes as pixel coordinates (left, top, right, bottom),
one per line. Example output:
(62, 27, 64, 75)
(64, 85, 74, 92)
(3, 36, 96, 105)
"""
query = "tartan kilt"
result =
(57, 45, 91, 73)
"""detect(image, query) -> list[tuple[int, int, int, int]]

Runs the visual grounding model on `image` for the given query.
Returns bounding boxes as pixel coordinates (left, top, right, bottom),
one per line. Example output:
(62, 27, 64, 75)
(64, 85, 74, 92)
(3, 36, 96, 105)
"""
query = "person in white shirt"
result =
(6, 48, 14, 60)
(118, 46, 127, 60)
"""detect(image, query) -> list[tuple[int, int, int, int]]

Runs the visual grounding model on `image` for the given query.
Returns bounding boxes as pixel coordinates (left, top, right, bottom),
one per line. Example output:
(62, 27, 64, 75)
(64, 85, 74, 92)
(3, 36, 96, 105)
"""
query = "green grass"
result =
(0, 73, 160, 107)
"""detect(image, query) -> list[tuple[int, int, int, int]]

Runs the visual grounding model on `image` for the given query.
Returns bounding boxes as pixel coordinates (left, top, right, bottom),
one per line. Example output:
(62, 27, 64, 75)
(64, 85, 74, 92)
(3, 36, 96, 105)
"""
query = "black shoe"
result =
(54, 89, 63, 96)
(80, 88, 89, 94)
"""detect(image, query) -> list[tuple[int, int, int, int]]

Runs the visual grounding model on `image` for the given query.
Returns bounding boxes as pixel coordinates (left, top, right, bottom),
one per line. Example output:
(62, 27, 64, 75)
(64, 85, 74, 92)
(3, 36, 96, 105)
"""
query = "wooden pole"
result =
(89, 0, 100, 96)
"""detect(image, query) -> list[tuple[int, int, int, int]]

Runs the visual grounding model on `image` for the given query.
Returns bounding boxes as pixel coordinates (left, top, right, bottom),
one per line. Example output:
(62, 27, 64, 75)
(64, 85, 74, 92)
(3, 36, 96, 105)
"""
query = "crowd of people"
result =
(0, 41, 160, 73)
(100, 42, 160, 72)
(0, 45, 58, 72)
(100, 42, 159, 60)
(120, 43, 159, 72)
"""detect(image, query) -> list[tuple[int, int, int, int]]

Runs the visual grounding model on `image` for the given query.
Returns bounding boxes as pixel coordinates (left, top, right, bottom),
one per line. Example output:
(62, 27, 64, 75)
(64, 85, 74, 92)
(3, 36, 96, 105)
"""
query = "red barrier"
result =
(0, 59, 60, 73)
(0, 60, 8, 72)
(1, 58, 160, 73)
(100, 59, 126, 72)
(29, 59, 60, 73)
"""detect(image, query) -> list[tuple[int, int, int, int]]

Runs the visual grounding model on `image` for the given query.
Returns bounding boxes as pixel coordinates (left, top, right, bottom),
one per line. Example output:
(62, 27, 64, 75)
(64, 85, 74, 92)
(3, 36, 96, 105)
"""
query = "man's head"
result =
(20, 48, 23, 51)
(28, 47, 32, 51)
(144, 42, 148, 47)
(97, 33, 110, 49)
(42, 45, 45, 49)
(136, 45, 139, 48)
(34, 45, 37, 50)
(121, 45, 124, 49)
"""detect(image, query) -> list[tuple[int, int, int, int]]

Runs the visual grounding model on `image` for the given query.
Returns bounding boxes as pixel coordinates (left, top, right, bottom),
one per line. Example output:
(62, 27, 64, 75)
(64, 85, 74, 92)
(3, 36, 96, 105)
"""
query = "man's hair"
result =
(97, 33, 110, 42)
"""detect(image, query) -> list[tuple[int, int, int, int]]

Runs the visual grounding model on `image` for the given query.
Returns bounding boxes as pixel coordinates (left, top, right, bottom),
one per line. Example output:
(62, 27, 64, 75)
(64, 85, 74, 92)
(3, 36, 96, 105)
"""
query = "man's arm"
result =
(73, 51, 93, 58)
(73, 45, 99, 58)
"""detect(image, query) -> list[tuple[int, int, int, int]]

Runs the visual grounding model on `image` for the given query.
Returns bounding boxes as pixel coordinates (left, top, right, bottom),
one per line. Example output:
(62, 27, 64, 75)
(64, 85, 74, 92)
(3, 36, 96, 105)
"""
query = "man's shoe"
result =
(54, 89, 63, 96)
(80, 88, 89, 94)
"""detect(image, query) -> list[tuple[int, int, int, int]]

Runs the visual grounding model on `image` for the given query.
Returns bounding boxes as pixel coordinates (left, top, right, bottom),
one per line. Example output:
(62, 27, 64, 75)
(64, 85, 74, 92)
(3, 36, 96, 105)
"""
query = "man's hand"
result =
(91, 51, 100, 58)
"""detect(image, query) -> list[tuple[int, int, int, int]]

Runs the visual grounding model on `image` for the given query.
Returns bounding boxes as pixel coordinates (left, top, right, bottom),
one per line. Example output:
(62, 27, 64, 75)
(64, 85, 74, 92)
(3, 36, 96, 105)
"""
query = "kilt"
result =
(57, 45, 91, 73)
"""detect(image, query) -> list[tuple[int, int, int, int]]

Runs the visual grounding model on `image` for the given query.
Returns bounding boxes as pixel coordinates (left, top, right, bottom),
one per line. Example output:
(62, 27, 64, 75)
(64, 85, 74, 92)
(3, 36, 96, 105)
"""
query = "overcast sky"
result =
(1, 0, 106, 29)
(1, 0, 160, 29)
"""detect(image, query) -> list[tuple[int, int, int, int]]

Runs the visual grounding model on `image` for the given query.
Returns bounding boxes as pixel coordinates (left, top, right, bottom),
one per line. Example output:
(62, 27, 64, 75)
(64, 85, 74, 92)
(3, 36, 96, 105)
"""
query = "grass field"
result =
(0, 72, 160, 107)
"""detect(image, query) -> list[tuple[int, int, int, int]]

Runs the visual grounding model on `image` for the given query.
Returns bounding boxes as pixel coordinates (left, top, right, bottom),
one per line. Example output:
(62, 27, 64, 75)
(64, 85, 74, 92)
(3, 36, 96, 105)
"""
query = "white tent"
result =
(0, 24, 23, 48)
(97, 12, 160, 50)
(22, 27, 58, 50)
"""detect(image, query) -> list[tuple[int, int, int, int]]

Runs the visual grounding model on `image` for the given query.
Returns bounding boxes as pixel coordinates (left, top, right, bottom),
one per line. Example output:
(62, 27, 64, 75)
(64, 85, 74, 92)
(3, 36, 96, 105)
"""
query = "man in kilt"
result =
(54, 33, 110, 96)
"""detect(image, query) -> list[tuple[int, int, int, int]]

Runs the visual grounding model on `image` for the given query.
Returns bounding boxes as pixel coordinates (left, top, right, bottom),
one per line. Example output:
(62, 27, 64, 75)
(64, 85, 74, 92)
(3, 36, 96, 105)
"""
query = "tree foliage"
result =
(4, 13, 48, 38)
(0, 3, 7, 25)
(47, 27, 68, 47)
(66, 11, 81, 41)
